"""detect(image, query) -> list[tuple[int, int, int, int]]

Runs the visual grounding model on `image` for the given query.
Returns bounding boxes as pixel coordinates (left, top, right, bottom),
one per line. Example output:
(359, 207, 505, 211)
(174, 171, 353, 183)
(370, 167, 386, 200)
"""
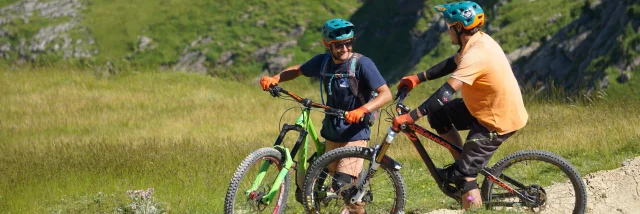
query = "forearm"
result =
(362, 84, 392, 112)
(274, 65, 302, 82)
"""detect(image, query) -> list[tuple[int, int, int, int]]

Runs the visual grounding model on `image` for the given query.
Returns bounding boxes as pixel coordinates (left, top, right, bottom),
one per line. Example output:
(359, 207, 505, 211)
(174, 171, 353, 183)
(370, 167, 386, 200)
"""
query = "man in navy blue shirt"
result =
(260, 18, 391, 213)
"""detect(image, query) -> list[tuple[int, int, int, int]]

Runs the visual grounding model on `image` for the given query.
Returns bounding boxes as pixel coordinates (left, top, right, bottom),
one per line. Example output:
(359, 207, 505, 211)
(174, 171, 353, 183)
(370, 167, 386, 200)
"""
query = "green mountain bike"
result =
(224, 85, 347, 214)
(301, 88, 588, 213)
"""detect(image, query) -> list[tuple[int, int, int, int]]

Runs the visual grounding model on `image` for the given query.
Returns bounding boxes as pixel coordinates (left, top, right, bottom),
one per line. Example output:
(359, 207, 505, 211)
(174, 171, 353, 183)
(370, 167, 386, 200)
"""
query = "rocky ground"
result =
(426, 156, 640, 214)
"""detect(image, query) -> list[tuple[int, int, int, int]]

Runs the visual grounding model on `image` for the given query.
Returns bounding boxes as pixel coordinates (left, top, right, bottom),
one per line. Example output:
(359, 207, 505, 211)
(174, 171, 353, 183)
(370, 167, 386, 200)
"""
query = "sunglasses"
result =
(332, 40, 353, 49)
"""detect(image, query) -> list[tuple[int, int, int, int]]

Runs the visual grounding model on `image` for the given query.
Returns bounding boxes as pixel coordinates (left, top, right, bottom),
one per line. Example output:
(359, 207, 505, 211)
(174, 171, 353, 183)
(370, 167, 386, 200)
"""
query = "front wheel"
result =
(302, 146, 406, 214)
(481, 150, 587, 214)
(224, 148, 290, 214)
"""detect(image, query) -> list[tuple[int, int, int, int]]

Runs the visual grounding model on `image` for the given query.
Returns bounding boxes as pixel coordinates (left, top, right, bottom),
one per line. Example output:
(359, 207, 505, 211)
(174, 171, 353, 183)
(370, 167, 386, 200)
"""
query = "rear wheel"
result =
(224, 148, 290, 214)
(481, 150, 587, 214)
(302, 146, 406, 213)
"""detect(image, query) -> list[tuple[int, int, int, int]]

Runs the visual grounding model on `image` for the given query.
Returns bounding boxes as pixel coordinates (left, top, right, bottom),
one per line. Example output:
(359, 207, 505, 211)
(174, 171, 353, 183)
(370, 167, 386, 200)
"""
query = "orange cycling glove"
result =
(392, 111, 418, 131)
(345, 106, 369, 124)
(260, 76, 280, 91)
(397, 75, 422, 92)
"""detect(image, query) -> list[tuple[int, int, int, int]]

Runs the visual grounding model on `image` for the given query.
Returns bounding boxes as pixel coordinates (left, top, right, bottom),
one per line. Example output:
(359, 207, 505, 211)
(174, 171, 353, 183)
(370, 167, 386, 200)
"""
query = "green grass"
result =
(82, 0, 364, 77)
(488, 0, 585, 53)
(0, 0, 18, 8)
(1, 69, 639, 213)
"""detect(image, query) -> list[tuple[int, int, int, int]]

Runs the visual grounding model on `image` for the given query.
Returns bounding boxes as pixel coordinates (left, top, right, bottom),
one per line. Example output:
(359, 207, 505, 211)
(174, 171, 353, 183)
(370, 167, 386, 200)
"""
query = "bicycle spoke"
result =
(303, 147, 405, 213)
(482, 150, 586, 214)
(225, 148, 290, 214)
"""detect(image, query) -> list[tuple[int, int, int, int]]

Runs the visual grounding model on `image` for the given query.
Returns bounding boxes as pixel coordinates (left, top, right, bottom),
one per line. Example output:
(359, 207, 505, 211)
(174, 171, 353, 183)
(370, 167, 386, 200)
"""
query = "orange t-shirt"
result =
(451, 32, 528, 135)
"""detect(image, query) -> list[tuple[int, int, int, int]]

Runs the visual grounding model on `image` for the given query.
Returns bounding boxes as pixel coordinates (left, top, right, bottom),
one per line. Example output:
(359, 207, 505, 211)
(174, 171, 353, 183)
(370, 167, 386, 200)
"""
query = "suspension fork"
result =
(252, 110, 312, 205)
(350, 127, 400, 204)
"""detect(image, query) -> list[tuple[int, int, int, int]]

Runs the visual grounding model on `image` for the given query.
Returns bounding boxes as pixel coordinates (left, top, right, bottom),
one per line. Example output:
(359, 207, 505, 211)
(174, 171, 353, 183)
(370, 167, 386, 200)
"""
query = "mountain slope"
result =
(0, 0, 638, 96)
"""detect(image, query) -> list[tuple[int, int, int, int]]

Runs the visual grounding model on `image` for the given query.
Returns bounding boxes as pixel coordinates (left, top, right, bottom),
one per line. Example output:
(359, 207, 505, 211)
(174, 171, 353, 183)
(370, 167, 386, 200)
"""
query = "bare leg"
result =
(438, 127, 463, 160)
(461, 177, 482, 209)
(325, 140, 368, 177)
(326, 140, 368, 214)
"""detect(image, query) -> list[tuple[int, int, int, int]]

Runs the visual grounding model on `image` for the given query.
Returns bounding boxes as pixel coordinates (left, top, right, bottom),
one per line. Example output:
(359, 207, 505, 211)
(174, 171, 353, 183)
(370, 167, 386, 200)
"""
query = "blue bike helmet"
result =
(321, 18, 355, 44)
(434, 1, 485, 30)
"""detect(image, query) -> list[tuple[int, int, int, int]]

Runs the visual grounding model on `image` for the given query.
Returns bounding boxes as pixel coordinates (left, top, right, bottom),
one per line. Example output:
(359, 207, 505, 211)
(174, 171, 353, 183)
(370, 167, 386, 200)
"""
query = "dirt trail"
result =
(425, 156, 640, 214)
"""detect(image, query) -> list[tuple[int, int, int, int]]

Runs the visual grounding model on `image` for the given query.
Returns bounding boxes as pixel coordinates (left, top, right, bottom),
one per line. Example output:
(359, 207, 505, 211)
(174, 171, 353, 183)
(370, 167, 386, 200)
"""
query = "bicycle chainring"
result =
(523, 184, 547, 208)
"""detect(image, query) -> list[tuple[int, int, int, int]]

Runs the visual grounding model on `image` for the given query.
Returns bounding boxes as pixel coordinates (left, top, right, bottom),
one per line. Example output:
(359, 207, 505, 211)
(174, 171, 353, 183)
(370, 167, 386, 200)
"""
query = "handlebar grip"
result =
(395, 86, 408, 101)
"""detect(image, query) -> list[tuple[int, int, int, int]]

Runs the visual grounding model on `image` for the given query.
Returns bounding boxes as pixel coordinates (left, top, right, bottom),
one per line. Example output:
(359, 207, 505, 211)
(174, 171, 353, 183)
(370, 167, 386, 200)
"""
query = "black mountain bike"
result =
(301, 88, 587, 213)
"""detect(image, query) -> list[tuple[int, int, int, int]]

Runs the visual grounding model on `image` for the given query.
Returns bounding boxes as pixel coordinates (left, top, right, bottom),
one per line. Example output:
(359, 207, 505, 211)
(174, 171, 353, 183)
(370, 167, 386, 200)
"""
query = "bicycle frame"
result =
(246, 88, 329, 205)
(353, 101, 539, 205)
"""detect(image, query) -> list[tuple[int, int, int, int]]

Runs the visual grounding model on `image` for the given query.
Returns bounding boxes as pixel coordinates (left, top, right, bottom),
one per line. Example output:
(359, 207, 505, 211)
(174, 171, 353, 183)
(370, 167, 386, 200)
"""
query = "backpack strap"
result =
(319, 53, 330, 105)
(347, 53, 367, 106)
(320, 53, 366, 106)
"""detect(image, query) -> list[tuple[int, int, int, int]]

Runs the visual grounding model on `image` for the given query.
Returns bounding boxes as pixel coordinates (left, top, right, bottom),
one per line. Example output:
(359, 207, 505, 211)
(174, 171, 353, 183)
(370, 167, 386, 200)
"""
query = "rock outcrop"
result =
(0, 0, 96, 62)
(511, 0, 639, 93)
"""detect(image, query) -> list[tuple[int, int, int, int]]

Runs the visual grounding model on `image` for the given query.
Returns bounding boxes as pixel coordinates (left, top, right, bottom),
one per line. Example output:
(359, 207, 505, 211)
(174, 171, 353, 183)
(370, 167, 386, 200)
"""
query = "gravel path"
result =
(425, 156, 640, 214)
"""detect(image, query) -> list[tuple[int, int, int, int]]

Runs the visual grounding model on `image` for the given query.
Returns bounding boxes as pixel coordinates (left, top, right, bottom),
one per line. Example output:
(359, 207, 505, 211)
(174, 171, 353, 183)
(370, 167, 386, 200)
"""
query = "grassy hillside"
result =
(83, 0, 366, 76)
(1, 69, 639, 213)
(6, 0, 636, 83)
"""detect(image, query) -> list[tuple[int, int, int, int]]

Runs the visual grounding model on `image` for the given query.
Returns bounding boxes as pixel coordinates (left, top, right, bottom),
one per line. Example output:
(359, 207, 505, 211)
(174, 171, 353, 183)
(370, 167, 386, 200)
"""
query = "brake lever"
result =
(268, 85, 281, 97)
(338, 110, 346, 120)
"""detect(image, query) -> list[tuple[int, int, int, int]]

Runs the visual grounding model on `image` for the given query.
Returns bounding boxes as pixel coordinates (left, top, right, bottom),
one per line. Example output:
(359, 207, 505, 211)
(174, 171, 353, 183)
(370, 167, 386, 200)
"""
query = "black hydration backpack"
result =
(319, 53, 379, 126)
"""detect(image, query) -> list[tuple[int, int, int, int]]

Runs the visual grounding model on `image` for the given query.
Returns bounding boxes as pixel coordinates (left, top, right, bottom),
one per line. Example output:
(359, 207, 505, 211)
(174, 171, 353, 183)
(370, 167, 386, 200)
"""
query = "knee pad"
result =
(427, 111, 453, 134)
(457, 179, 479, 194)
(442, 163, 478, 194)
(331, 172, 354, 192)
(450, 169, 478, 194)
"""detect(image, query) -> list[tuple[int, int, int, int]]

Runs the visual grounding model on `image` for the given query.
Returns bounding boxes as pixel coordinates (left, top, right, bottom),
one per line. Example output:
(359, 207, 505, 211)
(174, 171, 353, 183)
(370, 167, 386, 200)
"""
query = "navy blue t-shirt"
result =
(300, 53, 386, 142)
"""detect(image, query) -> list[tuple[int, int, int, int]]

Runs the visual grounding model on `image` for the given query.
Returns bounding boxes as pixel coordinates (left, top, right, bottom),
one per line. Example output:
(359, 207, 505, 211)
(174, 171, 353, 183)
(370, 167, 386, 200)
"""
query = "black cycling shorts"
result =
(458, 121, 515, 177)
(427, 98, 516, 177)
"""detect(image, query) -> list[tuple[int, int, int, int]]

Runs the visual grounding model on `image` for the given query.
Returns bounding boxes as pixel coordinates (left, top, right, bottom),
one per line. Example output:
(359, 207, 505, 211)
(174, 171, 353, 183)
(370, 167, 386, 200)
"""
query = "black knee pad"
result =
(449, 167, 467, 188)
(458, 180, 479, 194)
(332, 172, 354, 192)
(443, 164, 478, 194)
(428, 111, 453, 134)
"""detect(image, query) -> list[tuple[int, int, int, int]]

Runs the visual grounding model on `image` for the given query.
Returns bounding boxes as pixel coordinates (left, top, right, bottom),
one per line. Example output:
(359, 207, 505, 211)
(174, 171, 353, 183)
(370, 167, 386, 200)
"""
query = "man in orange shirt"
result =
(393, 1, 528, 209)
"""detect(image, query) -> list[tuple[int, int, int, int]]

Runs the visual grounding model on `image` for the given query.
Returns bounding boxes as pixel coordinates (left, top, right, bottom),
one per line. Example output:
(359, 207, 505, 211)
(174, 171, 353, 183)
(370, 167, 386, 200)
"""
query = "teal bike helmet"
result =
(321, 18, 355, 44)
(434, 1, 485, 30)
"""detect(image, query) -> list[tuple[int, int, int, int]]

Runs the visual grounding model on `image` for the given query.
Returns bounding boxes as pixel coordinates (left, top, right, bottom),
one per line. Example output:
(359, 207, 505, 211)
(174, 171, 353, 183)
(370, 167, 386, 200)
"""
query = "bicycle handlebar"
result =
(268, 85, 346, 119)
(394, 87, 411, 115)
